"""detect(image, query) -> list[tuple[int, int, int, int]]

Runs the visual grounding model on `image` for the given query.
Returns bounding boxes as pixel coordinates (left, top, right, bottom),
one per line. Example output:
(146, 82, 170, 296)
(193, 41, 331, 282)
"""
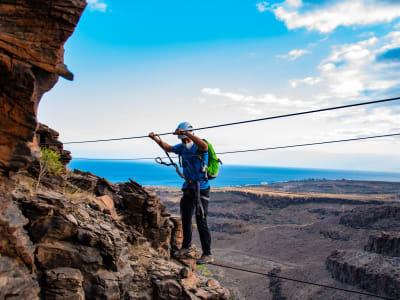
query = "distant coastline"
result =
(69, 159, 400, 187)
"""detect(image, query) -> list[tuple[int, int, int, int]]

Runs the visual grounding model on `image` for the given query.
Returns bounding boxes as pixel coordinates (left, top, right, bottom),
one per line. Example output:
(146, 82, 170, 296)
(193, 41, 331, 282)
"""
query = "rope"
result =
(58, 96, 400, 145)
(71, 132, 400, 161)
(210, 261, 396, 300)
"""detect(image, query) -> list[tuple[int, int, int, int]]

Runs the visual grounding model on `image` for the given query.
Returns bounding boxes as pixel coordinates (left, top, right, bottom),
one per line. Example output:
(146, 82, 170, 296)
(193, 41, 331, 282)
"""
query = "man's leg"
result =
(180, 188, 195, 249)
(196, 187, 211, 255)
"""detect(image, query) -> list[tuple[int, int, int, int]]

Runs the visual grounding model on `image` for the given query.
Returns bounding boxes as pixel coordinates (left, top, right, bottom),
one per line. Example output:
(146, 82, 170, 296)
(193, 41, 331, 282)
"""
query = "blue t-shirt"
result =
(172, 143, 209, 190)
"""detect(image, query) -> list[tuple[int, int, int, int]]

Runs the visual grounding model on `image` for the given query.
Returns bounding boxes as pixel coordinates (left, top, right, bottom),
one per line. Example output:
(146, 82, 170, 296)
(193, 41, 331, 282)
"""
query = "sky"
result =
(39, 0, 400, 172)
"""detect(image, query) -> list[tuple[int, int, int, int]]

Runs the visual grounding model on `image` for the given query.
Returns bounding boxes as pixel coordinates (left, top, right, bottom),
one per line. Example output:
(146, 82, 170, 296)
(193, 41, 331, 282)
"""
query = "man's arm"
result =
(148, 132, 173, 152)
(175, 129, 208, 152)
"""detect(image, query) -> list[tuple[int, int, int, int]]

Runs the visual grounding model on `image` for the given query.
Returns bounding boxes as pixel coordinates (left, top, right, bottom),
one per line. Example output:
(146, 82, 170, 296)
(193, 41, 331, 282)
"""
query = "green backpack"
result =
(179, 139, 222, 180)
(197, 139, 222, 180)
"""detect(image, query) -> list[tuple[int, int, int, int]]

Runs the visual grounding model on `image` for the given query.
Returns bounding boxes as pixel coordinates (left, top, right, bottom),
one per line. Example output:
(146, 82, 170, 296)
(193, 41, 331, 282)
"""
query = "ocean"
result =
(68, 160, 400, 187)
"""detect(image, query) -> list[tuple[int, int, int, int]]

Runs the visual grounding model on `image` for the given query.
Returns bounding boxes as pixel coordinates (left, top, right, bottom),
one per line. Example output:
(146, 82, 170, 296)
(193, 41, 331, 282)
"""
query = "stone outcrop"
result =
(0, 0, 86, 173)
(36, 123, 72, 167)
(365, 232, 400, 257)
(0, 164, 230, 299)
(340, 205, 400, 230)
(326, 250, 400, 299)
(327, 226, 400, 299)
(0, 255, 40, 300)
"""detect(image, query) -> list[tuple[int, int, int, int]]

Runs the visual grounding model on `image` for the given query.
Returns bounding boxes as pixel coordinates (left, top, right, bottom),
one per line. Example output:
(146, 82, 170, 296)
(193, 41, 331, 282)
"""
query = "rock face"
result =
(0, 156, 230, 299)
(365, 232, 400, 257)
(327, 230, 400, 299)
(0, 0, 86, 173)
(326, 250, 400, 299)
(340, 205, 400, 230)
(36, 123, 72, 167)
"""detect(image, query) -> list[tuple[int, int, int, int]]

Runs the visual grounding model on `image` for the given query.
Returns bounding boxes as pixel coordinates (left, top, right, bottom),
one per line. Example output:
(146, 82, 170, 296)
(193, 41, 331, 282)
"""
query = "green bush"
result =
(36, 148, 63, 188)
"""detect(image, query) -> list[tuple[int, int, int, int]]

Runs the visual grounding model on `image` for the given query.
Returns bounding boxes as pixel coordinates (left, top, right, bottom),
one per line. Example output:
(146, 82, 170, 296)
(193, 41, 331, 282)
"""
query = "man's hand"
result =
(149, 132, 157, 140)
(174, 129, 186, 136)
(148, 132, 173, 152)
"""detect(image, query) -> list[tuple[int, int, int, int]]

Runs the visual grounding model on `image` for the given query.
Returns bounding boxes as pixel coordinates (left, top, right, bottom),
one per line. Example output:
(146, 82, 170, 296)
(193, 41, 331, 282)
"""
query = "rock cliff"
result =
(0, 1, 230, 299)
(327, 207, 400, 299)
(0, 0, 85, 173)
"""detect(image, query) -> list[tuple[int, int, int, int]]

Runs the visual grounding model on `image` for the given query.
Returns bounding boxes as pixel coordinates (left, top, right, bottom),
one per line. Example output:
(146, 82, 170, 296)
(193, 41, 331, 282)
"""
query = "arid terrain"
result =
(154, 180, 400, 299)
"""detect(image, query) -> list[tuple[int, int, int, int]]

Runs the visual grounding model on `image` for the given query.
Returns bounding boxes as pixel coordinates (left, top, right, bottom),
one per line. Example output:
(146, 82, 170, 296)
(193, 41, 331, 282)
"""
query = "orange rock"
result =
(94, 195, 118, 219)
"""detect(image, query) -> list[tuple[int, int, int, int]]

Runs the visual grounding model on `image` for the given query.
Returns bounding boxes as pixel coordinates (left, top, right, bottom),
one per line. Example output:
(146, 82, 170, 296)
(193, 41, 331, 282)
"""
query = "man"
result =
(149, 122, 214, 264)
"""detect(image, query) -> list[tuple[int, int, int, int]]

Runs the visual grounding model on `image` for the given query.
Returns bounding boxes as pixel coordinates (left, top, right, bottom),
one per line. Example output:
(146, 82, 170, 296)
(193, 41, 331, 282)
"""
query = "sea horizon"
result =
(68, 159, 400, 187)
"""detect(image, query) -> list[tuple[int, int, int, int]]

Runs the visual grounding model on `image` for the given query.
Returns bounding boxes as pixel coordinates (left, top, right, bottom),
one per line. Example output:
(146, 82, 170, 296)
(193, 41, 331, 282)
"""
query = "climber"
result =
(149, 122, 214, 264)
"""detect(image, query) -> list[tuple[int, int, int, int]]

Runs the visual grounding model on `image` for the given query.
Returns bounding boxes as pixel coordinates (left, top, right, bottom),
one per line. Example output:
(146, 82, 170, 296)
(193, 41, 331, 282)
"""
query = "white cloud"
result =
(290, 77, 322, 88)
(201, 88, 318, 116)
(311, 36, 400, 100)
(285, 0, 302, 8)
(87, 0, 107, 12)
(256, 1, 269, 12)
(377, 31, 400, 54)
(271, 0, 400, 33)
(277, 49, 310, 61)
(327, 107, 400, 140)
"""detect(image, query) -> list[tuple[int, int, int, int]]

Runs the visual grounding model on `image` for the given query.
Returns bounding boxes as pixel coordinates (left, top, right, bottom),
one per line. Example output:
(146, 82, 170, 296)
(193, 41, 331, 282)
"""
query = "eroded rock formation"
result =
(365, 232, 400, 257)
(0, 0, 86, 173)
(326, 250, 400, 299)
(339, 205, 400, 230)
(327, 223, 400, 299)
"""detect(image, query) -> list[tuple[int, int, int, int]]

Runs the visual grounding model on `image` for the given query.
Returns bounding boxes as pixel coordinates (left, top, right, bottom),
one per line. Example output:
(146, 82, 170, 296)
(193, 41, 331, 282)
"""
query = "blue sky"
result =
(39, 0, 400, 172)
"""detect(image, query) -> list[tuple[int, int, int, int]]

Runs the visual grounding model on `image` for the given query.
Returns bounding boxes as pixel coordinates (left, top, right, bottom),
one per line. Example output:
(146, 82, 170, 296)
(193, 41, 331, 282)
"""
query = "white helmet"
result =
(176, 122, 193, 139)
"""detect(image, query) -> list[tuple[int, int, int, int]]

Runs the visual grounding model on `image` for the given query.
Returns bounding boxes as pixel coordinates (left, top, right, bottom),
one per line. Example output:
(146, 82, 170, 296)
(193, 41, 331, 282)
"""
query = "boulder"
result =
(153, 279, 183, 300)
(0, 192, 35, 269)
(0, 255, 40, 300)
(91, 270, 120, 300)
(44, 267, 85, 300)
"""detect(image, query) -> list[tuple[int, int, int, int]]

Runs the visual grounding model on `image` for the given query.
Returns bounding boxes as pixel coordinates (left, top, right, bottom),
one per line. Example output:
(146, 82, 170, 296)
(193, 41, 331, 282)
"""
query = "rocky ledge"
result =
(326, 250, 400, 299)
(339, 205, 400, 230)
(365, 232, 400, 258)
(1, 165, 230, 299)
(326, 229, 400, 299)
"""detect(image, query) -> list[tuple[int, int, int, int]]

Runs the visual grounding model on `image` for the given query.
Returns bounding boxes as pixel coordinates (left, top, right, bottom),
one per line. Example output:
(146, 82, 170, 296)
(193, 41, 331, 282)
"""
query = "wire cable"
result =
(217, 133, 400, 155)
(71, 132, 400, 161)
(210, 261, 395, 300)
(61, 96, 400, 145)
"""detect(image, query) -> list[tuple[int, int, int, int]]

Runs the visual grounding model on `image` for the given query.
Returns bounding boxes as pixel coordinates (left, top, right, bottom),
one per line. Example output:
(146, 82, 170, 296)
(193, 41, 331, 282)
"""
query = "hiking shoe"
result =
(173, 246, 195, 258)
(197, 255, 214, 264)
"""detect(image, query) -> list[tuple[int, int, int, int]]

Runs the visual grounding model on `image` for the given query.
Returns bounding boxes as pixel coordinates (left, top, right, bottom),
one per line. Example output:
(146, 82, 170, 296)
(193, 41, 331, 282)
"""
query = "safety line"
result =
(217, 133, 400, 155)
(60, 96, 400, 144)
(209, 261, 395, 300)
(71, 132, 400, 161)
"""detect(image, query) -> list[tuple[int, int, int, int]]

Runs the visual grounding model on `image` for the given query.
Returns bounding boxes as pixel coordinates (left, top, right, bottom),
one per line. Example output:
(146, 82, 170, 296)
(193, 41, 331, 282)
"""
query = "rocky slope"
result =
(0, 1, 230, 299)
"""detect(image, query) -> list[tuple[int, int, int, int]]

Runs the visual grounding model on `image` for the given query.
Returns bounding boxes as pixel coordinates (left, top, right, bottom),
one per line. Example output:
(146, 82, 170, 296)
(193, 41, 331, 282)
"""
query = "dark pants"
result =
(180, 187, 211, 255)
